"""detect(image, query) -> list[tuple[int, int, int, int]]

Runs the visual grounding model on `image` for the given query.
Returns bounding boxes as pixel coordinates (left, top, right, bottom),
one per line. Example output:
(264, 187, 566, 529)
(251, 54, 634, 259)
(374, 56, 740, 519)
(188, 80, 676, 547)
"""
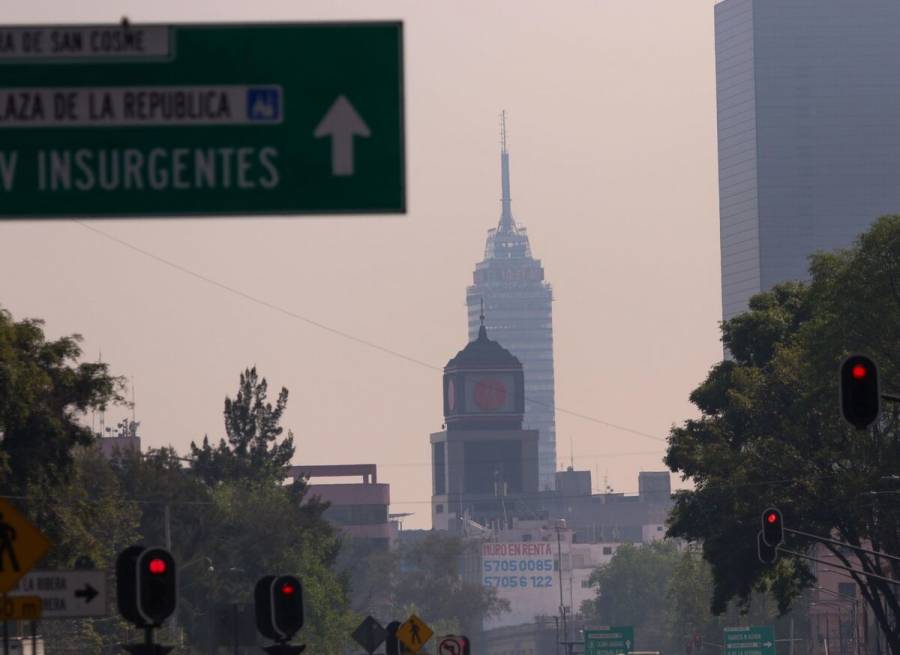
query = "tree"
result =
(352, 532, 509, 638)
(0, 307, 124, 493)
(581, 541, 681, 650)
(190, 367, 295, 485)
(665, 216, 900, 653)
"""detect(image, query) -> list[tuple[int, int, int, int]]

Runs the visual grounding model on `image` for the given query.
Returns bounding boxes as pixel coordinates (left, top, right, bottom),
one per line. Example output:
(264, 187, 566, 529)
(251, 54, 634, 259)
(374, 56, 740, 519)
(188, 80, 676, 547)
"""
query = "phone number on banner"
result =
(483, 575, 554, 588)
(483, 559, 555, 573)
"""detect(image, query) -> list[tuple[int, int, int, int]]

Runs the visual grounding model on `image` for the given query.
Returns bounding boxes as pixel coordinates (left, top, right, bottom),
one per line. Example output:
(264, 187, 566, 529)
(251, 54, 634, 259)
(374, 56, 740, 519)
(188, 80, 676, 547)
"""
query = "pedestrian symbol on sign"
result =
(0, 512, 20, 572)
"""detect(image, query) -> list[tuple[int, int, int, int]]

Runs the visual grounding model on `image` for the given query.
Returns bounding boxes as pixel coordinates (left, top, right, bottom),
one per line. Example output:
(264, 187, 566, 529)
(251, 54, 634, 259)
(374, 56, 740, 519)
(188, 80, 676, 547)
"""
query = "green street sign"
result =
(0, 22, 405, 217)
(724, 626, 776, 655)
(585, 626, 634, 655)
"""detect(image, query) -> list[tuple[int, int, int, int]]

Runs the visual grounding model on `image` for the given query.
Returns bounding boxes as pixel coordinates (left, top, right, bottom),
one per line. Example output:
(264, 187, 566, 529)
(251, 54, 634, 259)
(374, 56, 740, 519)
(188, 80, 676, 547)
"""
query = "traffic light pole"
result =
(777, 547, 900, 586)
(784, 528, 900, 564)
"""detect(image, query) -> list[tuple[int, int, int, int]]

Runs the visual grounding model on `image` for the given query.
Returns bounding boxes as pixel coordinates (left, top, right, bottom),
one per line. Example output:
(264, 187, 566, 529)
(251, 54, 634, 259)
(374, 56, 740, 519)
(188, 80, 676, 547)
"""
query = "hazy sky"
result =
(0, 0, 721, 528)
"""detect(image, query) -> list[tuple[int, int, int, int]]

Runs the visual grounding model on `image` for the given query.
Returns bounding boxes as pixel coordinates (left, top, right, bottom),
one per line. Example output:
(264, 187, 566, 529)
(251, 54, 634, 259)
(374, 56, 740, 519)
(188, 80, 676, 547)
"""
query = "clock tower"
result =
(431, 316, 539, 531)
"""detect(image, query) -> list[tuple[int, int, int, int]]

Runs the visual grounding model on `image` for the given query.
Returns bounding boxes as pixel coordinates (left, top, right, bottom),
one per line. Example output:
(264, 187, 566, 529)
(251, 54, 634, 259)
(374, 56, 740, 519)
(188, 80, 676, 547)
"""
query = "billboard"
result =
(481, 541, 559, 628)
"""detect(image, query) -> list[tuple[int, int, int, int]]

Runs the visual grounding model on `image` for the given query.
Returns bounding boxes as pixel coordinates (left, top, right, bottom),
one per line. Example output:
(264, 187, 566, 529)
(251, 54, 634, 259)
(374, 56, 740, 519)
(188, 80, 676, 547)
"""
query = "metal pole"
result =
(3, 619, 8, 655)
(790, 617, 795, 655)
(232, 603, 239, 655)
(555, 616, 561, 655)
(556, 526, 567, 646)
(30, 621, 36, 655)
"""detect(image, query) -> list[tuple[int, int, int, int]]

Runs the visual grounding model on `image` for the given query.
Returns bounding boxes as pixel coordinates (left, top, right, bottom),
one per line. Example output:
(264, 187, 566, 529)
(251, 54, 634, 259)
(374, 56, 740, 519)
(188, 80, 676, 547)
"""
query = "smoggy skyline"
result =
(0, 0, 721, 527)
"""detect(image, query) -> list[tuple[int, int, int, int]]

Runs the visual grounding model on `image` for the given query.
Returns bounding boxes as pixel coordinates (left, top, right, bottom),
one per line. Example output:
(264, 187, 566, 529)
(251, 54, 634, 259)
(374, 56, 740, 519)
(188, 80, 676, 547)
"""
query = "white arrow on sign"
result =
(9, 570, 107, 619)
(314, 95, 371, 176)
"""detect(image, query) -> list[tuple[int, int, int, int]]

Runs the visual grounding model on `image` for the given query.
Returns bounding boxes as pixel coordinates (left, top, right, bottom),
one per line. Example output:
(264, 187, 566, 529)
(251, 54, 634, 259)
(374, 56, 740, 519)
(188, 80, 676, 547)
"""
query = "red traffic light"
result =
(148, 558, 167, 575)
(840, 355, 881, 429)
(280, 582, 296, 596)
(766, 512, 778, 524)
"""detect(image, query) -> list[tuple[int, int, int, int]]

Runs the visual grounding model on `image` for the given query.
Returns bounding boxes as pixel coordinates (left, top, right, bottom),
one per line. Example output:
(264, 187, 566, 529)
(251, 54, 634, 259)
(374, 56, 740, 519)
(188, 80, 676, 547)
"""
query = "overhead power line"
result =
(72, 219, 667, 444)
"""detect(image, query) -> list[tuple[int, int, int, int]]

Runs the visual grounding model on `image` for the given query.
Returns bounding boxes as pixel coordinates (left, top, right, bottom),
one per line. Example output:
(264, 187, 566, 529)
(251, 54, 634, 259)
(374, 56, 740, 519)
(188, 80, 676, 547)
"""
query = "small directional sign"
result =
(438, 636, 467, 655)
(0, 22, 405, 218)
(584, 626, 634, 655)
(0, 595, 42, 620)
(352, 615, 387, 654)
(396, 615, 433, 654)
(9, 570, 107, 618)
(724, 626, 776, 655)
(0, 499, 51, 593)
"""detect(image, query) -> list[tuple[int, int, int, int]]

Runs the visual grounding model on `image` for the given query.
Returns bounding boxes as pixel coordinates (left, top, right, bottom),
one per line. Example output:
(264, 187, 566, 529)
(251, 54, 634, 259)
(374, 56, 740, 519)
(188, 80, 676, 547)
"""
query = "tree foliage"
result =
(349, 532, 509, 638)
(665, 216, 900, 653)
(581, 541, 682, 649)
(0, 307, 124, 493)
(189, 367, 295, 485)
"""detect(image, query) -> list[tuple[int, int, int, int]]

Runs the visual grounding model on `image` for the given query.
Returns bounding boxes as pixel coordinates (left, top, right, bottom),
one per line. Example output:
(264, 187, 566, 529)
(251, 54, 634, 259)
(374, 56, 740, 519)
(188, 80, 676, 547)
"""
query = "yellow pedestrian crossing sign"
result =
(0, 499, 51, 593)
(397, 614, 433, 654)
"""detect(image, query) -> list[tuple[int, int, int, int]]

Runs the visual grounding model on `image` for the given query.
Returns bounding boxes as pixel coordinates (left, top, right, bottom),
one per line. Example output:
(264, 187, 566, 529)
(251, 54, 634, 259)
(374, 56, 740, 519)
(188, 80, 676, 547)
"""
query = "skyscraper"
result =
(466, 113, 557, 490)
(716, 0, 900, 321)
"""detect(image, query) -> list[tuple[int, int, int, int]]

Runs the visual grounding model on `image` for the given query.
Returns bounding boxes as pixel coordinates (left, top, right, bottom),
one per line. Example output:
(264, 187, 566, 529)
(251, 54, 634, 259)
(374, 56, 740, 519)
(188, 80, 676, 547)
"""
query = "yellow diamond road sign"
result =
(397, 614, 433, 654)
(0, 499, 51, 594)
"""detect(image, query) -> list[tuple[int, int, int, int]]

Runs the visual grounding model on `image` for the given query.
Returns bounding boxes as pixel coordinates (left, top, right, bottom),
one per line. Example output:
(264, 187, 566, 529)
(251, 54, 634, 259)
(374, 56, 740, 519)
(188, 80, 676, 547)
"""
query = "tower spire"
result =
(499, 110, 516, 233)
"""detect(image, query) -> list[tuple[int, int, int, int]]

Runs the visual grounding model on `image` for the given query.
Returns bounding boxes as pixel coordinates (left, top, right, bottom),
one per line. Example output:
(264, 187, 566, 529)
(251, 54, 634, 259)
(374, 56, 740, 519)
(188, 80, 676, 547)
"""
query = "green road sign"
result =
(585, 626, 634, 655)
(0, 22, 405, 217)
(724, 626, 776, 655)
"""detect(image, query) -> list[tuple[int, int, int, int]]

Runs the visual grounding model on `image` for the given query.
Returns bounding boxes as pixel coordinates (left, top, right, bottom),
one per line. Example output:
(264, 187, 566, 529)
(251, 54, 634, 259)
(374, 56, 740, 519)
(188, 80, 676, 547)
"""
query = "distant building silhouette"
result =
(467, 112, 557, 490)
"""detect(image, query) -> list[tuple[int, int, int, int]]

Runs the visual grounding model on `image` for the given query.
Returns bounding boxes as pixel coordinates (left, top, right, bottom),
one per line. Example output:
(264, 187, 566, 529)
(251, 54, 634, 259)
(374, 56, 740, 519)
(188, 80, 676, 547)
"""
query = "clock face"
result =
(473, 377, 508, 411)
(447, 379, 456, 411)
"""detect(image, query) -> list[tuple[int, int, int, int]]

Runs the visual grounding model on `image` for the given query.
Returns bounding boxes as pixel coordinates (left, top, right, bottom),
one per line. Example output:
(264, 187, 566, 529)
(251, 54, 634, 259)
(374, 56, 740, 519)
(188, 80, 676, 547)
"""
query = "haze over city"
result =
(0, 0, 720, 529)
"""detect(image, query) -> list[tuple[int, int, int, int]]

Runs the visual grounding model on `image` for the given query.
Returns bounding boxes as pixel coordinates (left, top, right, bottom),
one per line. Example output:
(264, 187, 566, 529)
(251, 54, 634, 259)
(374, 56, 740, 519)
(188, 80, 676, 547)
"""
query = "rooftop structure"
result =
(288, 464, 396, 549)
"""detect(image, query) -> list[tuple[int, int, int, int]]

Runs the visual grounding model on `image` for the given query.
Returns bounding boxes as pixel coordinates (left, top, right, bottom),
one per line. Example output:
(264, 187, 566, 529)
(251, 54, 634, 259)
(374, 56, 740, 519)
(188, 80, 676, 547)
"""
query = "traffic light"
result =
(757, 531, 777, 564)
(761, 508, 784, 548)
(840, 354, 881, 429)
(385, 621, 401, 655)
(138, 548, 177, 626)
(459, 635, 471, 655)
(116, 545, 145, 626)
(255, 575, 304, 643)
(116, 545, 177, 628)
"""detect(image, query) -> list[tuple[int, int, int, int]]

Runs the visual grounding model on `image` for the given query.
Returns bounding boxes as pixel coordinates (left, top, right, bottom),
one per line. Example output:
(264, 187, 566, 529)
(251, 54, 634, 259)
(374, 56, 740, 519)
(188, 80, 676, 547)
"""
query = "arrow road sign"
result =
(438, 636, 466, 655)
(352, 615, 387, 654)
(724, 626, 776, 655)
(10, 570, 107, 619)
(0, 499, 51, 594)
(0, 22, 405, 218)
(314, 96, 372, 176)
(585, 626, 634, 655)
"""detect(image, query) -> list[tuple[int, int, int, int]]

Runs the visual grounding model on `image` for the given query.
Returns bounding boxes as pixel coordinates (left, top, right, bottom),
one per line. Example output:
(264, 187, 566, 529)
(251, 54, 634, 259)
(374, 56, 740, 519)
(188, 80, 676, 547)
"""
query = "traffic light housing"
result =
(116, 545, 177, 628)
(459, 635, 471, 655)
(761, 508, 784, 548)
(255, 575, 304, 642)
(757, 531, 777, 564)
(138, 548, 177, 626)
(840, 354, 881, 429)
(116, 545, 145, 626)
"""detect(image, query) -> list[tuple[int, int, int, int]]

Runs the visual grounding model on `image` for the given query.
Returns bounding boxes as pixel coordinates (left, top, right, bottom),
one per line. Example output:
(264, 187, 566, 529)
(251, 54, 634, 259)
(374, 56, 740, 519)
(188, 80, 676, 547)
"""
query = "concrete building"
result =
(467, 112, 557, 490)
(288, 464, 397, 550)
(431, 319, 540, 531)
(715, 0, 900, 321)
